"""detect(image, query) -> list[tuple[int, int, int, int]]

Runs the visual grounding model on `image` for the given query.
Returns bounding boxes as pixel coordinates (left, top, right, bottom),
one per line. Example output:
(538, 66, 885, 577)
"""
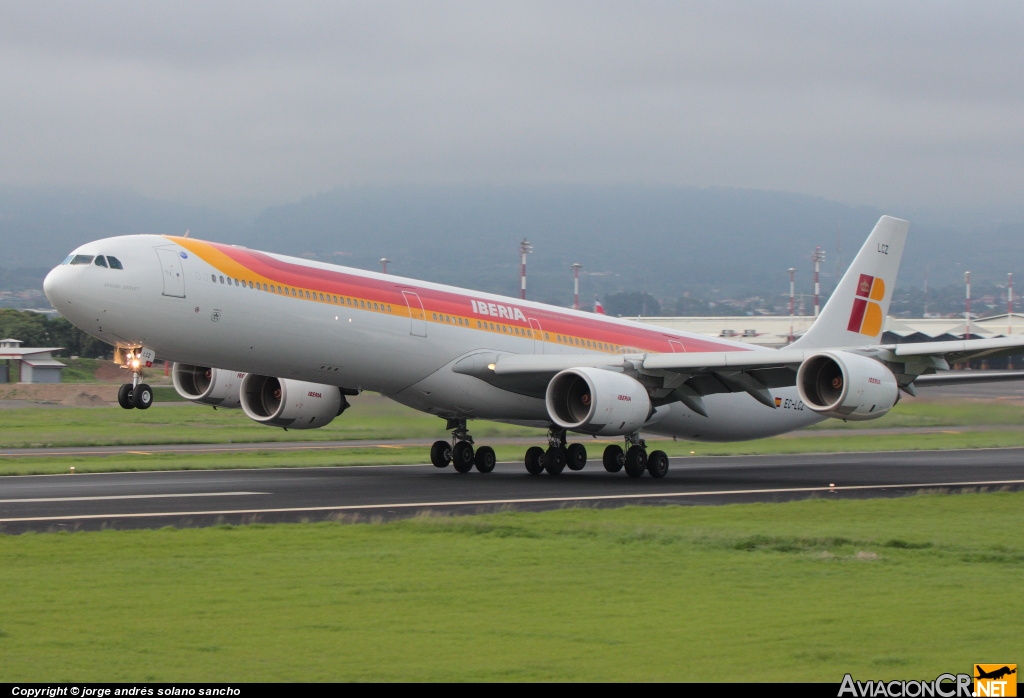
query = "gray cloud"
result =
(2, 1, 1023, 211)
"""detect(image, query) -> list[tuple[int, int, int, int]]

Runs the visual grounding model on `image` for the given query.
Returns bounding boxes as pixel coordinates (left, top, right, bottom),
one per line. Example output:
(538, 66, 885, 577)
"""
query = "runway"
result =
(2, 447, 1023, 533)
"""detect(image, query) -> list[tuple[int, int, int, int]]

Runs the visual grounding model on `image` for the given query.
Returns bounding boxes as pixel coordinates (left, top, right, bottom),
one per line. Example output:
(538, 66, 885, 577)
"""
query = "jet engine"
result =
(239, 374, 349, 429)
(171, 363, 245, 408)
(796, 351, 899, 421)
(545, 367, 652, 436)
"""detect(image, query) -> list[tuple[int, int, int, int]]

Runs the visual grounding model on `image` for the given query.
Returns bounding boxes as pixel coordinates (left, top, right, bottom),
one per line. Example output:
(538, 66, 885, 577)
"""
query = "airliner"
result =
(42, 216, 1024, 478)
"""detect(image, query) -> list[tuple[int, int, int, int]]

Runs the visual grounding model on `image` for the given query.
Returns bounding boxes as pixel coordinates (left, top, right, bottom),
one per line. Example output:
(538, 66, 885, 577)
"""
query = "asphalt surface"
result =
(2, 448, 1023, 533)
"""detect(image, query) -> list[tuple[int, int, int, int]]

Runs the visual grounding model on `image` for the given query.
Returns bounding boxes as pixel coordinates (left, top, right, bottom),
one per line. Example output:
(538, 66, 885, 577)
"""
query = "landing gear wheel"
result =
(117, 384, 135, 410)
(566, 443, 587, 471)
(430, 440, 452, 468)
(132, 383, 153, 410)
(603, 444, 624, 473)
(647, 450, 669, 479)
(624, 445, 647, 478)
(452, 441, 475, 473)
(544, 446, 567, 475)
(474, 446, 496, 473)
(525, 446, 545, 475)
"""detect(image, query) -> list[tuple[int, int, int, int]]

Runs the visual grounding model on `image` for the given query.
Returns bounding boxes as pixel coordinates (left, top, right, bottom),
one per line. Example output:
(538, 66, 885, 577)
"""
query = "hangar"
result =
(0, 338, 67, 383)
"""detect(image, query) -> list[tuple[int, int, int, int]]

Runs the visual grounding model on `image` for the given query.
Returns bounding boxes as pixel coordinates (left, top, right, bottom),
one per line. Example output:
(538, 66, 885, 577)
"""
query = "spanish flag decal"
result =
(847, 273, 886, 336)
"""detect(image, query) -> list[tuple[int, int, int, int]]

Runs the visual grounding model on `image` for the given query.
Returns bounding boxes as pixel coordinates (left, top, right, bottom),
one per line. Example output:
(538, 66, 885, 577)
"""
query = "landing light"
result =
(487, 363, 496, 371)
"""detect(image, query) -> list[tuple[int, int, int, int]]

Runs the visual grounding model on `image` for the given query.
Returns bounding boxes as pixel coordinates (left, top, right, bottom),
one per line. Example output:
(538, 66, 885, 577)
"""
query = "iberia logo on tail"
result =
(847, 273, 886, 336)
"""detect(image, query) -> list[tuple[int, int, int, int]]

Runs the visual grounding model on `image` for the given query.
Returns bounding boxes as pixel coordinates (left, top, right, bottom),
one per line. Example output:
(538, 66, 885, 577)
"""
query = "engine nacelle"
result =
(545, 367, 652, 436)
(171, 363, 245, 408)
(239, 375, 348, 429)
(797, 351, 899, 421)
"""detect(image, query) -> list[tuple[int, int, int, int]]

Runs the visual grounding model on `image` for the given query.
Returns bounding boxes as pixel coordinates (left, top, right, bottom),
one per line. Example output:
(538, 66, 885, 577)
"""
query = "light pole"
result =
(379, 257, 391, 274)
(788, 267, 796, 343)
(1008, 272, 1014, 335)
(571, 263, 582, 310)
(965, 271, 972, 341)
(519, 239, 532, 300)
(1009, 273, 1015, 369)
(811, 246, 825, 317)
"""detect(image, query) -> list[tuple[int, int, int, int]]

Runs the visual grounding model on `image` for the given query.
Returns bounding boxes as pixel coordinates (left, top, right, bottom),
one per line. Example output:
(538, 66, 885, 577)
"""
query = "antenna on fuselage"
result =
(183, 228, 190, 238)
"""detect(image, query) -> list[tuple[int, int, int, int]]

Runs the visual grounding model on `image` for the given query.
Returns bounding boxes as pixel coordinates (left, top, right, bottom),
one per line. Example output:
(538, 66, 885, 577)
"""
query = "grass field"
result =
(0, 493, 1019, 681)
(4, 393, 1024, 450)
(2, 395, 1024, 475)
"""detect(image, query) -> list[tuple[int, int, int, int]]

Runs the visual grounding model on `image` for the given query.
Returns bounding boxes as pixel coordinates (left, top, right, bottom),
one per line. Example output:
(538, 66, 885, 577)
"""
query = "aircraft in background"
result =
(42, 216, 1024, 478)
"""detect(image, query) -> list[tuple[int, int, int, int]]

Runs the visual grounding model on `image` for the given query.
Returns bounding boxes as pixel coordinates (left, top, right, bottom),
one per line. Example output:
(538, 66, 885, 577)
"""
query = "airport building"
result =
(0, 338, 67, 383)
(634, 312, 1024, 363)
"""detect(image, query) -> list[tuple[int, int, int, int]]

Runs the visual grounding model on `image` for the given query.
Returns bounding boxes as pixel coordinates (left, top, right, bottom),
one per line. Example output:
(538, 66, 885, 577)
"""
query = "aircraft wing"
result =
(454, 348, 809, 415)
(885, 336, 1024, 364)
(455, 336, 1024, 415)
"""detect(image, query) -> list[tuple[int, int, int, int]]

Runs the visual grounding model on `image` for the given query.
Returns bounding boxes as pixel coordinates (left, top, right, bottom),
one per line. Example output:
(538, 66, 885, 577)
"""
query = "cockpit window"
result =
(107, 256, 123, 270)
(94, 255, 108, 268)
(61, 254, 74, 265)
(70, 255, 94, 265)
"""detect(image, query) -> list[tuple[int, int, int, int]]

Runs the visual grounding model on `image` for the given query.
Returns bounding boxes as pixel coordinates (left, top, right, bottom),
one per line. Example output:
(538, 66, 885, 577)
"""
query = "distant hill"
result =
(249, 185, 885, 304)
(0, 186, 248, 269)
(2, 184, 1021, 307)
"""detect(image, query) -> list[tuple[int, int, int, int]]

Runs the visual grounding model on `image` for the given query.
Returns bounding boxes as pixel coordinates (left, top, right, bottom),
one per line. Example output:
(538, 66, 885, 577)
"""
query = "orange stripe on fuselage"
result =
(165, 236, 748, 356)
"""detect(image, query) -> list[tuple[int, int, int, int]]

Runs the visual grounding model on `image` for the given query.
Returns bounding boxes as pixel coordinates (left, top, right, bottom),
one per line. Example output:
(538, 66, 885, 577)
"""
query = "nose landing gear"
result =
(116, 347, 154, 410)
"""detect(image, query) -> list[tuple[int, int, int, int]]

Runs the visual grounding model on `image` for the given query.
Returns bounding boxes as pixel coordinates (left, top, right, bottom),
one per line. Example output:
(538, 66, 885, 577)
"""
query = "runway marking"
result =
(0, 492, 268, 504)
(1, 479, 1022, 524)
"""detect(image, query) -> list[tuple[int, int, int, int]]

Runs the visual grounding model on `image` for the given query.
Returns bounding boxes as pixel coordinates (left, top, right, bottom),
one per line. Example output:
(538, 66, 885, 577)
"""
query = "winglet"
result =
(790, 216, 909, 350)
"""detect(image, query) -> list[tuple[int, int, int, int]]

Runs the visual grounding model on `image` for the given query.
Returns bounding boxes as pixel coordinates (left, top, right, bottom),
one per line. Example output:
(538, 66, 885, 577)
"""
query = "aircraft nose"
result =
(43, 266, 68, 307)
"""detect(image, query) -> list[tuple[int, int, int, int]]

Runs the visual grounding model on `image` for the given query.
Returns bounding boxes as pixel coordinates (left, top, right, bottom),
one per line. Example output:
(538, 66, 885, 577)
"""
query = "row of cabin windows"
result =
(204, 274, 639, 351)
(208, 274, 392, 312)
(555, 334, 634, 353)
(64, 254, 124, 269)
(410, 309, 641, 352)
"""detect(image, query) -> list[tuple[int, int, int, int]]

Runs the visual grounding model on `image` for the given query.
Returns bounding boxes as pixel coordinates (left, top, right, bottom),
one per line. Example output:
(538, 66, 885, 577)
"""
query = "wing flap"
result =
(891, 336, 1024, 364)
(642, 349, 808, 371)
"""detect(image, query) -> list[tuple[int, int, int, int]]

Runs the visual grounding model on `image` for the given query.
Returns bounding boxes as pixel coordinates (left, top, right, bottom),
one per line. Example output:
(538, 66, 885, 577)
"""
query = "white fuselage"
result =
(44, 234, 825, 441)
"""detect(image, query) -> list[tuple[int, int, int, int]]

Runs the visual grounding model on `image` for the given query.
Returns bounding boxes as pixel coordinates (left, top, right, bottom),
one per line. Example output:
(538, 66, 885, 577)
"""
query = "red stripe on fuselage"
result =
(199, 241, 746, 355)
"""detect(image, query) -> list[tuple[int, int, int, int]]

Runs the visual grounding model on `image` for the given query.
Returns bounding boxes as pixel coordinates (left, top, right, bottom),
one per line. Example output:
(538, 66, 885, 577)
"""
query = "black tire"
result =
(624, 445, 647, 478)
(474, 446, 496, 473)
(430, 440, 452, 468)
(544, 446, 567, 475)
(602, 444, 624, 473)
(566, 443, 587, 471)
(525, 446, 545, 475)
(132, 383, 153, 410)
(452, 441, 475, 473)
(647, 450, 669, 479)
(117, 384, 135, 410)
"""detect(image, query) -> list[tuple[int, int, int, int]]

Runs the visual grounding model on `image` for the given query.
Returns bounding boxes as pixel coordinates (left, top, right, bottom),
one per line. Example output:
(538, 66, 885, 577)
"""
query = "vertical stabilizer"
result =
(790, 216, 909, 350)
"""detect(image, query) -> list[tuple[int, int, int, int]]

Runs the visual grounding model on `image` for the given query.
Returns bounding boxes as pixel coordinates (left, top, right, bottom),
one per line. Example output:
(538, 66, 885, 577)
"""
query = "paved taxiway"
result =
(2, 448, 1022, 533)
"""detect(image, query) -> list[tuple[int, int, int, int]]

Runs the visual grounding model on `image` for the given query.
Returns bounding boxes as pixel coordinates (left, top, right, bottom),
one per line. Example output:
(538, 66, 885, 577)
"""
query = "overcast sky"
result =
(2, 1, 1023, 213)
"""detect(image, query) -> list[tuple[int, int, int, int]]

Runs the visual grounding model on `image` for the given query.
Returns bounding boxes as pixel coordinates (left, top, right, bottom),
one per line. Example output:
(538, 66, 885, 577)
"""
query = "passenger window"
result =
(107, 256, 123, 270)
(94, 256, 108, 268)
(219, 276, 225, 284)
(70, 255, 94, 265)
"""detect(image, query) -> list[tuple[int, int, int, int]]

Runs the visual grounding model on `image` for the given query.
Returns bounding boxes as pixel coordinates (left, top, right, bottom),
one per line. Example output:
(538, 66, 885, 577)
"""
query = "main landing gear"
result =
(430, 419, 497, 474)
(429, 421, 669, 479)
(116, 349, 153, 410)
(524, 427, 589, 476)
(599, 434, 669, 479)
